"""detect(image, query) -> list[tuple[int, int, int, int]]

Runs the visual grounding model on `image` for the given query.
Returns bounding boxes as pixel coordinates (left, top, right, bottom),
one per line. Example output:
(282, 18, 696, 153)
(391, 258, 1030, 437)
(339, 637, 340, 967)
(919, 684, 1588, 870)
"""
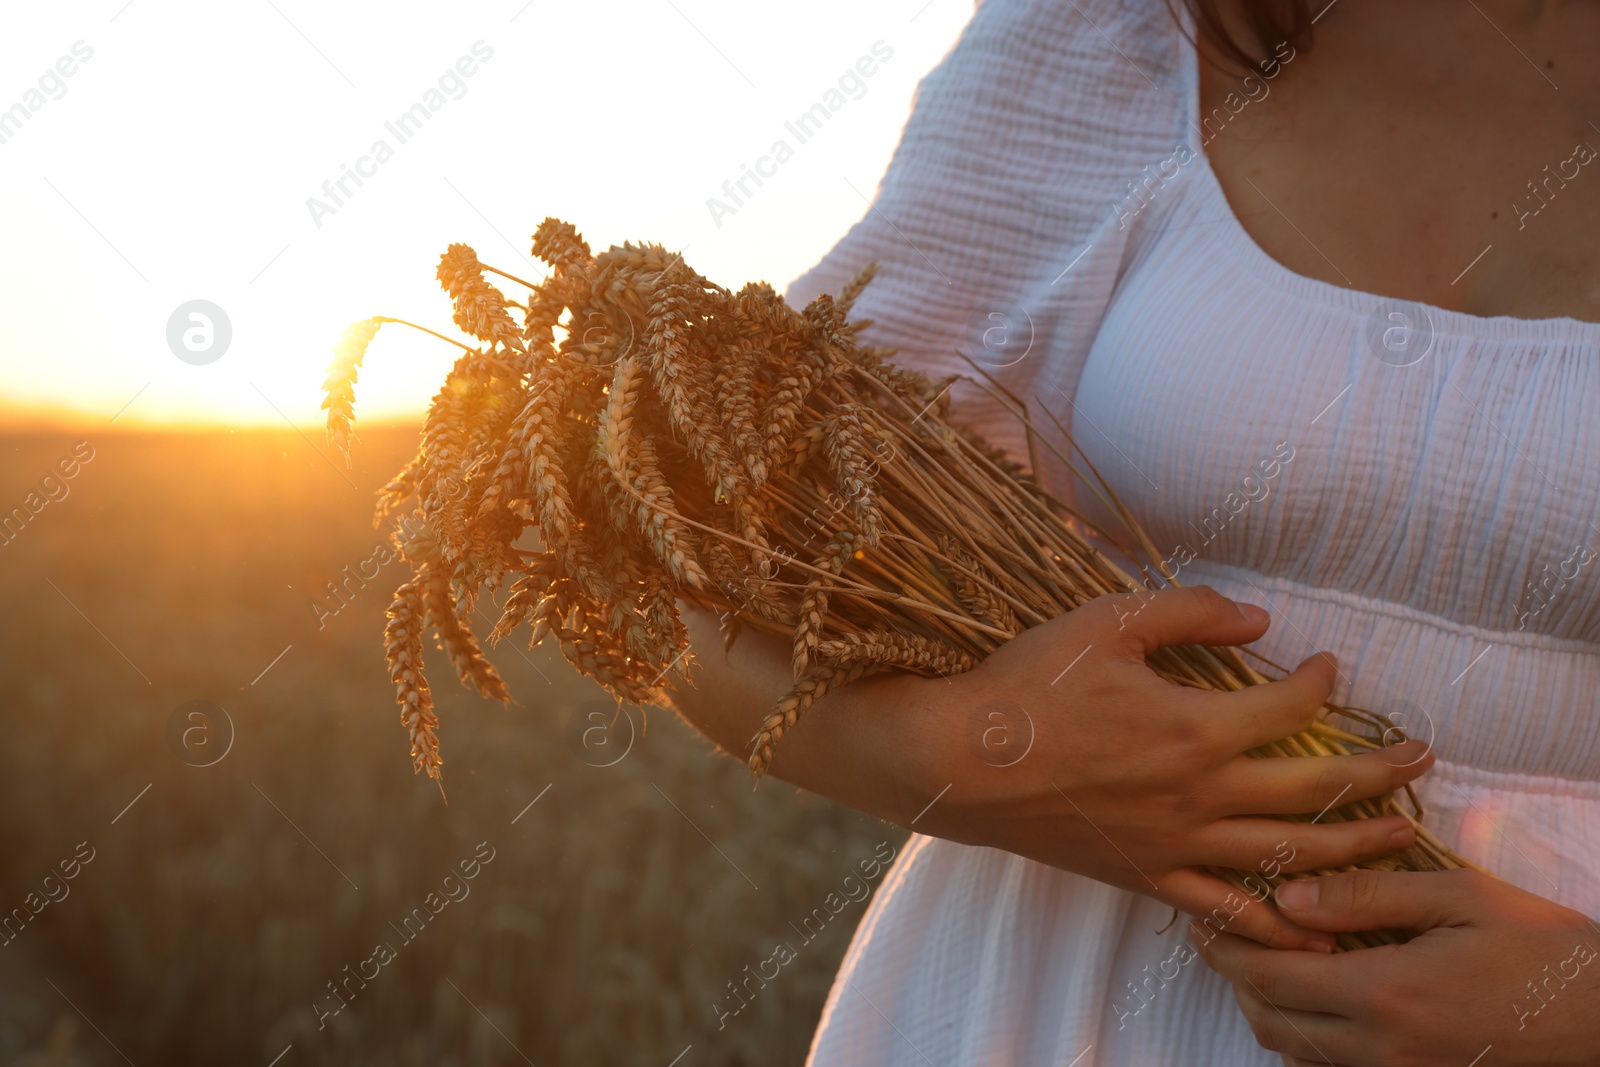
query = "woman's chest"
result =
(1068, 204, 1600, 642)
(1198, 2, 1600, 324)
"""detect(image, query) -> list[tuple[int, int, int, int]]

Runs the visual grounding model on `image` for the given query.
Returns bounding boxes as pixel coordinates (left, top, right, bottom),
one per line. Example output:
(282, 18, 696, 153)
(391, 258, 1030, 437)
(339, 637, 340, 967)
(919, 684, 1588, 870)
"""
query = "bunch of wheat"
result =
(324, 217, 1471, 948)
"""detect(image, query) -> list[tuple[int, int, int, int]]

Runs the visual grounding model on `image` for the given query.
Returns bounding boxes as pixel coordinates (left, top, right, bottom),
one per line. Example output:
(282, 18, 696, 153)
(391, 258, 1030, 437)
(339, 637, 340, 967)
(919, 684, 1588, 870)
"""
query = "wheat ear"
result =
(383, 574, 443, 790)
(749, 632, 977, 779)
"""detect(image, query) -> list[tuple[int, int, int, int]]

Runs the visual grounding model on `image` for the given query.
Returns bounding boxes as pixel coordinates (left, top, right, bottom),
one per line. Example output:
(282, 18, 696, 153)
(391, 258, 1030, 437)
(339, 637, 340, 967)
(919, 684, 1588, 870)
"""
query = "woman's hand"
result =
(904, 585, 1434, 952)
(1195, 868, 1600, 1066)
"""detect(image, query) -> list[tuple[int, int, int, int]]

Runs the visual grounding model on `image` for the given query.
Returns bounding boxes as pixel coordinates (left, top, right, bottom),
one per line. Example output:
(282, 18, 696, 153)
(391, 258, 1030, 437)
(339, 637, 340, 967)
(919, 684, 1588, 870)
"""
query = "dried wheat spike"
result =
(594, 240, 682, 277)
(515, 365, 616, 604)
(747, 659, 877, 780)
(638, 572, 689, 668)
(811, 632, 977, 679)
(704, 534, 788, 624)
(757, 356, 818, 454)
(384, 575, 442, 782)
(815, 290, 940, 404)
(939, 538, 1022, 636)
(475, 437, 525, 521)
(749, 297, 828, 476)
(420, 363, 485, 564)
(478, 373, 564, 520)
(834, 261, 879, 319)
(490, 557, 555, 644)
(802, 292, 852, 353)
(521, 272, 570, 351)
(444, 370, 522, 559)
(845, 348, 941, 407)
(716, 330, 767, 486)
(531, 217, 592, 272)
(374, 452, 424, 525)
(453, 500, 526, 600)
(468, 367, 524, 463)
(728, 483, 777, 584)
(823, 403, 886, 545)
(589, 277, 653, 336)
(392, 510, 442, 565)
(436, 243, 527, 354)
(644, 262, 743, 502)
(465, 375, 527, 519)
(522, 575, 579, 651)
(421, 563, 511, 703)
(781, 423, 827, 481)
(321, 317, 384, 466)
(749, 632, 978, 779)
(563, 299, 639, 369)
(586, 251, 673, 333)
(599, 357, 707, 589)
(635, 435, 710, 589)
(587, 503, 659, 662)
(793, 530, 859, 679)
(549, 608, 658, 705)
(418, 355, 471, 494)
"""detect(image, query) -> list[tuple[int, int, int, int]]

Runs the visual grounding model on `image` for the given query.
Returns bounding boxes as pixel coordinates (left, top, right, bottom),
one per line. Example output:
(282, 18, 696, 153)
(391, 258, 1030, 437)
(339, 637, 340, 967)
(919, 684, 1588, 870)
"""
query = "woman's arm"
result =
(663, 587, 1438, 952)
(668, 603, 946, 827)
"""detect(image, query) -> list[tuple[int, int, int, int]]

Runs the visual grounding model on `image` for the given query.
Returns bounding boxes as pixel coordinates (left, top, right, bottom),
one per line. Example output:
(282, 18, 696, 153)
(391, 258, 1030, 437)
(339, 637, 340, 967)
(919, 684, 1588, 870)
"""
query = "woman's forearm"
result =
(667, 589, 1439, 954)
(666, 603, 947, 826)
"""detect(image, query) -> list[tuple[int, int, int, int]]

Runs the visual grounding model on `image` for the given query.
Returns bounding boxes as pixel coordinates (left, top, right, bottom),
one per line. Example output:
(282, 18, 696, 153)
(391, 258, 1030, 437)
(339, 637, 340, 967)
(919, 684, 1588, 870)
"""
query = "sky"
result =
(0, 0, 973, 429)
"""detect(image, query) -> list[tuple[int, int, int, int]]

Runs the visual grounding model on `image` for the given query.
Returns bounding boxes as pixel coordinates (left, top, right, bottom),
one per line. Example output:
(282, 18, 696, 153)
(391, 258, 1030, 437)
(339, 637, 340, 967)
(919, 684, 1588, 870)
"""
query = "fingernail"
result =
(1305, 939, 1334, 954)
(1276, 879, 1318, 911)
(1388, 825, 1414, 850)
(1237, 603, 1269, 625)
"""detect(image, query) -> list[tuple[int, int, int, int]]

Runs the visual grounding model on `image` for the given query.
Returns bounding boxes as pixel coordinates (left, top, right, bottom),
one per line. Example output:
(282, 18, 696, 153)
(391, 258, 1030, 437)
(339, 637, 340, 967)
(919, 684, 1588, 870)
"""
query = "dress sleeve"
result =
(783, 0, 1189, 497)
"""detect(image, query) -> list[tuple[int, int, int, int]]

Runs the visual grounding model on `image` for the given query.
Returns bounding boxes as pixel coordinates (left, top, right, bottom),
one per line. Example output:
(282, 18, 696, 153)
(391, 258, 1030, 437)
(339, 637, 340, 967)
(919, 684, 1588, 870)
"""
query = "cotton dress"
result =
(782, 1, 1600, 1063)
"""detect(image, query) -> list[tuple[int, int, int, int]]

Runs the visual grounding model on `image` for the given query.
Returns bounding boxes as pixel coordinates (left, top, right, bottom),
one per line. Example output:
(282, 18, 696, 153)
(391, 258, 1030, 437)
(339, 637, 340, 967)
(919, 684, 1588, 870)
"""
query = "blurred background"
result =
(0, 1, 973, 1062)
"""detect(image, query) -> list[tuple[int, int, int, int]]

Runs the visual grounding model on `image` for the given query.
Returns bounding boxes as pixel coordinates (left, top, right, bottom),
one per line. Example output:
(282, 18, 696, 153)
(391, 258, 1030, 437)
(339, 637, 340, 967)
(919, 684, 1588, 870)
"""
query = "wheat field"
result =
(0, 426, 903, 1066)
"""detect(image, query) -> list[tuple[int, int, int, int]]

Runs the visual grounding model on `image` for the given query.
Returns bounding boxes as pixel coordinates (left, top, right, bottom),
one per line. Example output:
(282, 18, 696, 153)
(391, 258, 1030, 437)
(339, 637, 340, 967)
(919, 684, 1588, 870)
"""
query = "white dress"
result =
(783, 1, 1600, 1063)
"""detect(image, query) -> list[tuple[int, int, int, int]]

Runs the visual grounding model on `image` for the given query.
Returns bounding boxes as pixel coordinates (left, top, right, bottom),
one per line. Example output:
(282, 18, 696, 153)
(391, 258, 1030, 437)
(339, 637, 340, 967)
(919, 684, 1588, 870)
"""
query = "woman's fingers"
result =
(1195, 815, 1416, 875)
(1228, 983, 1355, 1063)
(1275, 868, 1489, 933)
(1198, 930, 1362, 1015)
(1198, 653, 1338, 753)
(1215, 743, 1434, 817)
(1100, 585, 1271, 657)
(1156, 867, 1337, 952)
(1200, 933, 1362, 1061)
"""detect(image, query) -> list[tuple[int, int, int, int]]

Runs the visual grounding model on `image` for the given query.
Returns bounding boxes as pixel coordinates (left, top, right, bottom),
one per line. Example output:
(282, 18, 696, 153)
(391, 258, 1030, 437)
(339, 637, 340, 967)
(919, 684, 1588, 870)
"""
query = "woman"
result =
(672, 1, 1600, 1063)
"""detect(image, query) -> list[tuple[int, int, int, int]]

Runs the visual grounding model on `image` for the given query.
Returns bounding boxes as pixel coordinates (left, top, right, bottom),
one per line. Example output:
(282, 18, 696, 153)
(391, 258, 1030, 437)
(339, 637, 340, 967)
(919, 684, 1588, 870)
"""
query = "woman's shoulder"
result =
(780, 1, 1196, 469)
(788, 0, 1190, 308)
(959, 0, 1184, 81)
(910, 0, 1186, 134)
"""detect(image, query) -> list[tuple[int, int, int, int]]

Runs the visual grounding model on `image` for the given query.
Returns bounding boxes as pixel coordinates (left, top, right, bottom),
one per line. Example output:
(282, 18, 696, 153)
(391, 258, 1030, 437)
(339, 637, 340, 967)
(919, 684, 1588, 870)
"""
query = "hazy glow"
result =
(0, 1, 971, 429)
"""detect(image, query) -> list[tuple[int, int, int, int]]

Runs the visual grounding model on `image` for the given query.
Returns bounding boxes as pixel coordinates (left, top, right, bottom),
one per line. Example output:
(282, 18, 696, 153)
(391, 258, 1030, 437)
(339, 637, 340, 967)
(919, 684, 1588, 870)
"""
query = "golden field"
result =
(0, 426, 905, 1066)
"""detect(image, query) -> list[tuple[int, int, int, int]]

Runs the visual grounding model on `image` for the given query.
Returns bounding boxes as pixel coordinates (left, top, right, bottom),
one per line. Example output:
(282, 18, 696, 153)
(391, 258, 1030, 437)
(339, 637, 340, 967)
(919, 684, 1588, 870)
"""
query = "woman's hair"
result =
(1178, 0, 1316, 72)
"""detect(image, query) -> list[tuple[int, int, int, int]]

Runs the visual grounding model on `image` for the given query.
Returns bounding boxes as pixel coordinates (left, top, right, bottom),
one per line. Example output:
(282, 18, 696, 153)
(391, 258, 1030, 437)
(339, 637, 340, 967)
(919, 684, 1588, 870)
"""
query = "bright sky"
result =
(0, 0, 972, 429)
